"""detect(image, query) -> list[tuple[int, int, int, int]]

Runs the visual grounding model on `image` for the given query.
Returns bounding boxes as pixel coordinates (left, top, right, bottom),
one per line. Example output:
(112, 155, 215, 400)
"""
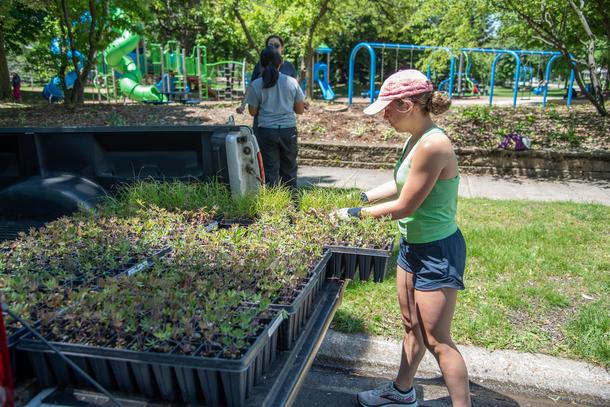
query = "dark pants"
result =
(257, 126, 298, 189)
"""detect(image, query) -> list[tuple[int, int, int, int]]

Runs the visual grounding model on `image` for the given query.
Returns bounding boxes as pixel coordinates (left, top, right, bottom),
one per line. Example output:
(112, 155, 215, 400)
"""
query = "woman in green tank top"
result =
(334, 70, 471, 407)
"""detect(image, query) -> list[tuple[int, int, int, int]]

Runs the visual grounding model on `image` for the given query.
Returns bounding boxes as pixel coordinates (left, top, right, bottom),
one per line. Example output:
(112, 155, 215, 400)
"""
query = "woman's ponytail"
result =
(260, 46, 283, 89)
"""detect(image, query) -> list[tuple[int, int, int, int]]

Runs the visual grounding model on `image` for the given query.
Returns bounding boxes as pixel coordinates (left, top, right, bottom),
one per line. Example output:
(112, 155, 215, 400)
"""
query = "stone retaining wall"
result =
(299, 141, 610, 180)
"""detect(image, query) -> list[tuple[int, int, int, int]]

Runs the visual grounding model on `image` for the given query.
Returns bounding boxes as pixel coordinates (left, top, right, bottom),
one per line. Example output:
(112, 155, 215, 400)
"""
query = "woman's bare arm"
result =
(364, 181, 397, 202)
(362, 136, 451, 219)
(294, 101, 305, 114)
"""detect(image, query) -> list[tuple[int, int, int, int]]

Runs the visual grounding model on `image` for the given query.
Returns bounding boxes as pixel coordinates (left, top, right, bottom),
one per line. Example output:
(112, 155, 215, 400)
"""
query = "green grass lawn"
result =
(489, 86, 565, 98)
(333, 198, 610, 367)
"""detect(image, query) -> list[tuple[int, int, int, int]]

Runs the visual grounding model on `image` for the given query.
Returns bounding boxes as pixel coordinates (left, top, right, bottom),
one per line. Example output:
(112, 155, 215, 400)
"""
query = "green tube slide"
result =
(104, 30, 166, 102)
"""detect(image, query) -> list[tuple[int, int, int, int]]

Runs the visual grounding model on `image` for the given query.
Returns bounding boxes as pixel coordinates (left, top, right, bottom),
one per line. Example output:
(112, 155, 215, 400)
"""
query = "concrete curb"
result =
(315, 330, 610, 403)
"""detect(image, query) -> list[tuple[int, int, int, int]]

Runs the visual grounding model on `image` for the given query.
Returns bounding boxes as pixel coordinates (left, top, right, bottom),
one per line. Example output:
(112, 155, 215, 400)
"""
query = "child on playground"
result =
(245, 47, 305, 189)
(332, 69, 471, 407)
(11, 73, 21, 103)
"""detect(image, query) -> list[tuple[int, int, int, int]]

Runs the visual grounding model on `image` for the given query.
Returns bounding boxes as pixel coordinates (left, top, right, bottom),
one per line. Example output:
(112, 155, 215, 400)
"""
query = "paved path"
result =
(298, 166, 610, 206)
(312, 330, 610, 405)
(295, 366, 604, 407)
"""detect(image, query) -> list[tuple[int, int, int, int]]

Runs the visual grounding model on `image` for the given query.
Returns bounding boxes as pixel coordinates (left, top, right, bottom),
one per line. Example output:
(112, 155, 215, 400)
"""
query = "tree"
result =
(232, 0, 336, 97)
(0, 1, 46, 100)
(497, 0, 608, 116)
(149, 0, 209, 54)
(39, 1, 149, 105)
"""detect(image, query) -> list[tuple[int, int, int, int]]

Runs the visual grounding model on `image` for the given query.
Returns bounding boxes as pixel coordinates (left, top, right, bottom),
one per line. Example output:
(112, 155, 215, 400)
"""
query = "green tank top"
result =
(394, 127, 459, 244)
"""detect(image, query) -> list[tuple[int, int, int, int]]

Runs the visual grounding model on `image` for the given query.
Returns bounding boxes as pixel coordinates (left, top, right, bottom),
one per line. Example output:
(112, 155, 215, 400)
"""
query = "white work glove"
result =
(330, 207, 362, 220)
(330, 208, 350, 220)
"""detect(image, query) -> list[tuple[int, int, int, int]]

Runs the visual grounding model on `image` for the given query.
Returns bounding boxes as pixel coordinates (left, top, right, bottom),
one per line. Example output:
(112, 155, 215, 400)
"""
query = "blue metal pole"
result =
(448, 55, 456, 99)
(510, 51, 521, 108)
(427, 66, 431, 79)
(489, 53, 502, 106)
(543, 54, 560, 107)
(348, 43, 376, 105)
(567, 54, 576, 107)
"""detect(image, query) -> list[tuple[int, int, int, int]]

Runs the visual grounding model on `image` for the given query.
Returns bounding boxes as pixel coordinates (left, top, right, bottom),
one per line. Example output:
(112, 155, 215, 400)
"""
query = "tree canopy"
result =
(1, 0, 607, 113)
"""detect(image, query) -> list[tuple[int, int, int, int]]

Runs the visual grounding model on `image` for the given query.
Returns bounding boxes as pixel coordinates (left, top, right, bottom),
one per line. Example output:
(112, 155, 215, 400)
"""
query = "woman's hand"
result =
(330, 207, 362, 220)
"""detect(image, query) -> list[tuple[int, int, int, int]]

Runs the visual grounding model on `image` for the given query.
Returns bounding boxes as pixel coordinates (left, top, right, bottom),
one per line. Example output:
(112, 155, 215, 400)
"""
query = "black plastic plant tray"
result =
(7, 319, 36, 382)
(270, 250, 332, 351)
(24, 280, 348, 407)
(18, 312, 284, 407)
(218, 217, 255, 228)
(5, 246, 171, 383)
(325, 239, 395, 283)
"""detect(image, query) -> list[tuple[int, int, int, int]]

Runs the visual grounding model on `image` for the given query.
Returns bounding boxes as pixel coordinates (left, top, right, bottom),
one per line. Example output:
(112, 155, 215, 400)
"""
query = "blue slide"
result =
(42, 39, 83, 102)
(313, 62, 335, 101)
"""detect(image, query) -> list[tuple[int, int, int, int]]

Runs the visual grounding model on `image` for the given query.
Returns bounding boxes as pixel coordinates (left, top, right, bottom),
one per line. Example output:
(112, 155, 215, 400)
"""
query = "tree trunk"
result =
(567, 0, 606, 116)
(70, 77, 86, 104)
(0, 25, 13, 100)
(305, 48, 314, 99)
(234, 0, 258, 64)
(304, 0, 332, 99)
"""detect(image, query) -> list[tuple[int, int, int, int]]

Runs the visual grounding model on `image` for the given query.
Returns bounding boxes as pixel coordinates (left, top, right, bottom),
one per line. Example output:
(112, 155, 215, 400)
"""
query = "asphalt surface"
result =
(295, 366, 599, 407)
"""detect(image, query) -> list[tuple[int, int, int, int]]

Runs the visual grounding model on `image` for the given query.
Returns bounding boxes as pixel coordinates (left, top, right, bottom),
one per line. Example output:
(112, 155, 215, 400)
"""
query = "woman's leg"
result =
(257, 127, 281, 186)
(394, 265, 426, 391)
(277, 127, 298, 189)
(415, 288, 471, 407)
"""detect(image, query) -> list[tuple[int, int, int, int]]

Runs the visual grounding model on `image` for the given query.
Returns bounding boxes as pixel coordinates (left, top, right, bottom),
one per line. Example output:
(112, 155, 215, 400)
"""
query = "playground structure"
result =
(42, 39, 84, 102)
(348, 42, 576, 108)
(437, 51, 480, 97)
(90, 36, 247, 103)
(313, 44, 335, 100)
(299, 44, 336, 100)
(103, 31, 165, 102)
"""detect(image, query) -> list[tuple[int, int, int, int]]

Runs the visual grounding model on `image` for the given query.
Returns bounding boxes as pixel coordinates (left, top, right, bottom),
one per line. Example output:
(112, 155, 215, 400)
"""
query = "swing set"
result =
(348, 42, 576, 108)
(348, 42, 456, 104)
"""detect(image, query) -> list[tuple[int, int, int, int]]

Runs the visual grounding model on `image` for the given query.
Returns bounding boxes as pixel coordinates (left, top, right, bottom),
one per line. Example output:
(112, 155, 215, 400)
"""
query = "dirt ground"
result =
(1, 98, 608, 152)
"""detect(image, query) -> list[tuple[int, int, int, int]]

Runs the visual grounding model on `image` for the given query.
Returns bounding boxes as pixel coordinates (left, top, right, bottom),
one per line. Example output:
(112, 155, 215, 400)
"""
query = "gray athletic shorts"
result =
(397, 229, 466, 291)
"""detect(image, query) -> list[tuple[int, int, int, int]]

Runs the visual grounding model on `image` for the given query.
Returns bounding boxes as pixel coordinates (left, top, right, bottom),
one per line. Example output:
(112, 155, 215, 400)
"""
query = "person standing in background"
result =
(246, 47, 304, 189)
(12, 73, 22, 103)
(236, 35, 298, 115)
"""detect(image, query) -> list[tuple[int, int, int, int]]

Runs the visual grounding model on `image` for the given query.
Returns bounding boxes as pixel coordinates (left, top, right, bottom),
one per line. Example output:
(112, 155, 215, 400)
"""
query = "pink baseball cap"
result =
(363, 69, 433, 115)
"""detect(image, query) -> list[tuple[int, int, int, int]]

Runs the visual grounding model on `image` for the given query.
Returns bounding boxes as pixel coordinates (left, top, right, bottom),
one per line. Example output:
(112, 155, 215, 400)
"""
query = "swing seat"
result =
(361, 89, 380, 98)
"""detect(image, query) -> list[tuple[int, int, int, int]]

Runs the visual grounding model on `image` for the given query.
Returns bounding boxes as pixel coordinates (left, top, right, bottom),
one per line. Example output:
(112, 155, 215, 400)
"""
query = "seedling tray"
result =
(21, 280, 348, 407)
(269, 250, 332, 351)
(18, 312, 284, 407)
(7, 319, 36, 382)
(218, 218, 255, 228)
(5, 246, 171, 383)
(325, 239, 395, 282)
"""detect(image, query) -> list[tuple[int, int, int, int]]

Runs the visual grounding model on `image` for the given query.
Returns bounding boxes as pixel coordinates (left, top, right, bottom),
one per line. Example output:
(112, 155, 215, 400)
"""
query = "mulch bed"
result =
(1, 100, 608, 152)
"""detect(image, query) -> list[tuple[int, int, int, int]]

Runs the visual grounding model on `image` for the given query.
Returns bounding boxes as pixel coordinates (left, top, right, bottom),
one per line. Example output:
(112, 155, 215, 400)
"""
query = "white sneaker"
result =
(357, 381, 418, 407)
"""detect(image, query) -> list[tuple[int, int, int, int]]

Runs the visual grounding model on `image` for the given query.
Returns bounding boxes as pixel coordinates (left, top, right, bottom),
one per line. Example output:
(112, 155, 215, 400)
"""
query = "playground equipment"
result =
(147, 41, 245, 101)
(348, 42, 576, 108)
(313, 44, 335, 100)
(359, 44, 429, 99)
(437, 51, 479, 97)
(348, 42, 455, 105)
(206, 60, 246, 100)
(42, 39, 84, 102)
(104, 30, 165, 102)
(300, 44, 336, 100)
